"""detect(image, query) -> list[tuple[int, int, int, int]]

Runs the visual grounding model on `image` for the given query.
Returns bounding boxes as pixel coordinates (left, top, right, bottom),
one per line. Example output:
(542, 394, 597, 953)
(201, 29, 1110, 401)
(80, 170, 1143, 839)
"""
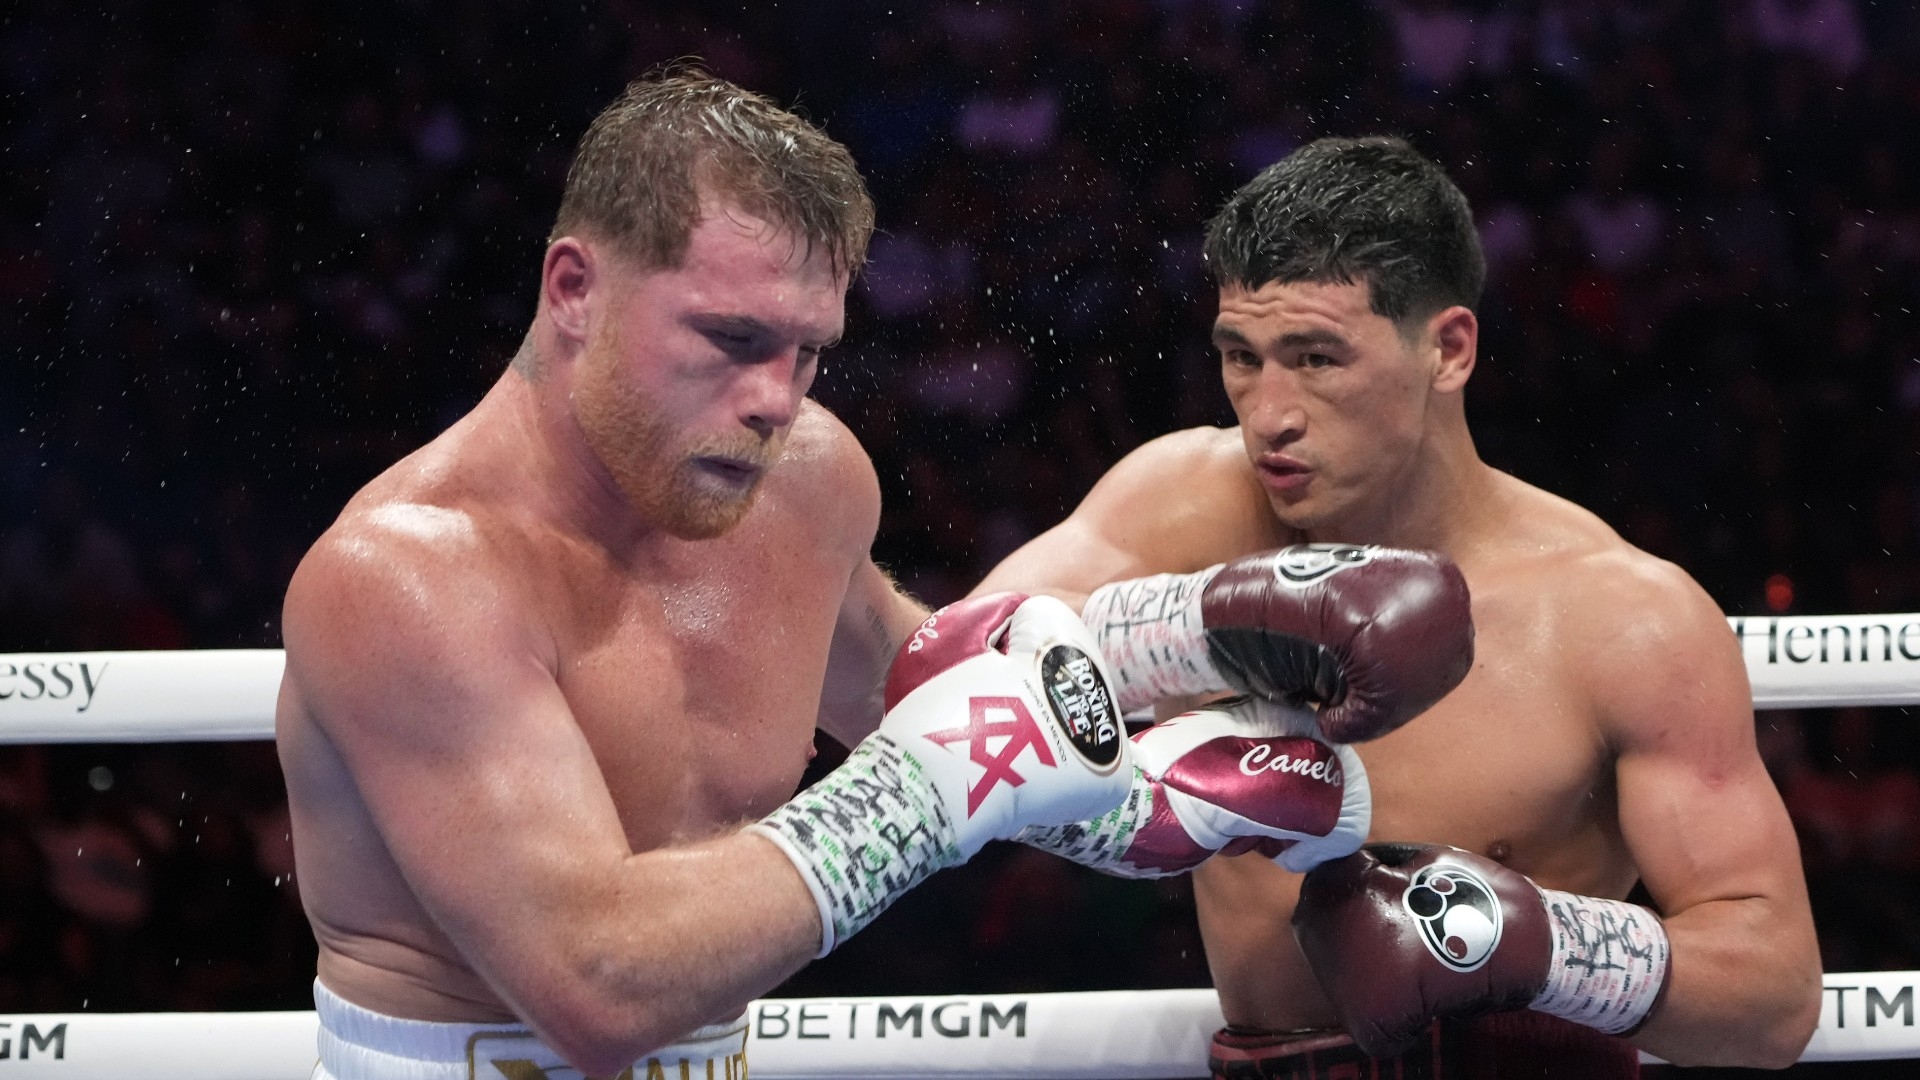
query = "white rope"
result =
(0, 974, 1913, 1077)
(0, 649, 282, 743)
(1731, 614, 1920, 709)
(2, 614, 1917, 743)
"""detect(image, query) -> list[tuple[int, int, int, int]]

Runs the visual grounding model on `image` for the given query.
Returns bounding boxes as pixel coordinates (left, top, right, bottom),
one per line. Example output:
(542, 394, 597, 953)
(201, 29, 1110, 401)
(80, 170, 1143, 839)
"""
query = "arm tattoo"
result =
(865, 603, 894, 658)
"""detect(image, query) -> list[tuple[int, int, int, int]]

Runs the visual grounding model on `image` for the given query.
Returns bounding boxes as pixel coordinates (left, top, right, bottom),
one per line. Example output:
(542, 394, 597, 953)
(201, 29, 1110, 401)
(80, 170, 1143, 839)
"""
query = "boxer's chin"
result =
(655, 467, 762, 540)
(602, 451, 763, 540)
(1263, 489, 1329, 533)
(1265, 488, 1372, 537)
(575, 369, 773, 539)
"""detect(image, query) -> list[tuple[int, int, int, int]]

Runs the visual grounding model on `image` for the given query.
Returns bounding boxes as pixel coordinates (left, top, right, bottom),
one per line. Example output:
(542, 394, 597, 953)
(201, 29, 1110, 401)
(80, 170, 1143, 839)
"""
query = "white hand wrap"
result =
(751, 735, 960, 956)
(1081, 566, 1227, 713)
(1531, 890, 1672, 1034)
(1014, 775, 1160, 877)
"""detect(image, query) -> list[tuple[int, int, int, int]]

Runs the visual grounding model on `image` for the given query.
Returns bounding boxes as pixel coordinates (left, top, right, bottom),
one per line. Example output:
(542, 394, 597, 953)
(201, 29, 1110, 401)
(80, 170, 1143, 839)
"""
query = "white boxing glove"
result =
(1017, 695, 1370, 877)
(753, 593, 1131, 953)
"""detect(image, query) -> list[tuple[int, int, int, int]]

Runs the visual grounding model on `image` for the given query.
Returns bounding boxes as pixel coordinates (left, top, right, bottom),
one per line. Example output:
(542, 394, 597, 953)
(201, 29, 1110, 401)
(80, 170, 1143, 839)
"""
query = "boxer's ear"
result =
(541, 237, 595, 344)
(1427, 306, 1477, 394)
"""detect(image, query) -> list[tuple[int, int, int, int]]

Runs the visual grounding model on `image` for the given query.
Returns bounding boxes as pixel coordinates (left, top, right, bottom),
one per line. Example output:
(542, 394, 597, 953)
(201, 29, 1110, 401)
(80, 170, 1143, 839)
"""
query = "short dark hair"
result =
(551, 65, 874, 278)
(1203, 137, 1484, 328)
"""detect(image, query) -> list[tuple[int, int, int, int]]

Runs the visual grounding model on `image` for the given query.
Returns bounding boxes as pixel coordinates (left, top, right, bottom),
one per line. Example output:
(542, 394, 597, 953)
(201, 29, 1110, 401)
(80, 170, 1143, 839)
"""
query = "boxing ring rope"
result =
(0, 611, 1916, 1076)
(0, 974, 1914, 1078)
(4, 614, 1912, 745)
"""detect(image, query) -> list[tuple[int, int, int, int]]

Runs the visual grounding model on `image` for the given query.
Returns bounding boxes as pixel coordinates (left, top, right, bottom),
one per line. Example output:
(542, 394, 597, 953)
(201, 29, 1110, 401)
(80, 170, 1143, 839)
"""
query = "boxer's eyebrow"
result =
(695, 313, 840, 349)
(1211, 323, 1254, 349)
(1277, 329, 1349, 351)
(694, 314, 774, 340)
(1210, 325, 1349, 352)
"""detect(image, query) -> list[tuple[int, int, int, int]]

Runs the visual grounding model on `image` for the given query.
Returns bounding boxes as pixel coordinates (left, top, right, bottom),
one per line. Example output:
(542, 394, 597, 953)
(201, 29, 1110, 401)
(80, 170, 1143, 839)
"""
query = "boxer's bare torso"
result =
(1136, 430, 1649, 1030)
(979, 421, 1792, 1047)
(280, 394, 889, 1023)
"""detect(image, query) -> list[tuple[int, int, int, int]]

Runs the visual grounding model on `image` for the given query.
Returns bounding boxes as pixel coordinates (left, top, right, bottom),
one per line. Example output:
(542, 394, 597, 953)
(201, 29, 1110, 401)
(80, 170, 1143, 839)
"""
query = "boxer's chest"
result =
(549, 532, 849, 854)
(1356, 574, 1630, 893)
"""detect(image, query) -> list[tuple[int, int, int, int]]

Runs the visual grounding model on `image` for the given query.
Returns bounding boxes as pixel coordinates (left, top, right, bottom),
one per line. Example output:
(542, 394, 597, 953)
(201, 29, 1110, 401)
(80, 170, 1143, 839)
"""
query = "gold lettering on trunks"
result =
(466, 1028, 745, 1080)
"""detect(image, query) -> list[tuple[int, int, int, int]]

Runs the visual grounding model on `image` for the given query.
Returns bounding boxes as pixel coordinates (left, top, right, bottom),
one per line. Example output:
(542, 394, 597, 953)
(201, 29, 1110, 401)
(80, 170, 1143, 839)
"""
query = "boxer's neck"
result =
(474, 368, 675, 559)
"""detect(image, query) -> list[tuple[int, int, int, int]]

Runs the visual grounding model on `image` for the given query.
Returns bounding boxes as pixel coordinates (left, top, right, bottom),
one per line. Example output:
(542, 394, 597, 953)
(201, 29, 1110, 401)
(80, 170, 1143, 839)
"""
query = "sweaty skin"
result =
(977, 278, 1821, 1069)
(277, 202, 926, 1076)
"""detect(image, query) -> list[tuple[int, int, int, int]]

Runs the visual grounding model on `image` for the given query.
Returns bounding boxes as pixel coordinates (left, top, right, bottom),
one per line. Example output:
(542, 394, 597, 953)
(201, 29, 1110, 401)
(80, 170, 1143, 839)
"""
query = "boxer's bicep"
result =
(976, 429, 1230, 604)
(818, 557, 926, 746)
(1590, 567, 1820, 1062)
(1598, 573, 1794, 912)
(808, 406, 911, 744)
(976, 516, 1139, 606)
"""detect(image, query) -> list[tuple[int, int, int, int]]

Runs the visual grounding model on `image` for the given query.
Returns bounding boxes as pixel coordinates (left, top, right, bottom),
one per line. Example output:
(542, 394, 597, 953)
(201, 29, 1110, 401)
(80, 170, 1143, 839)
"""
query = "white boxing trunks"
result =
(312, 980, 749, 1080)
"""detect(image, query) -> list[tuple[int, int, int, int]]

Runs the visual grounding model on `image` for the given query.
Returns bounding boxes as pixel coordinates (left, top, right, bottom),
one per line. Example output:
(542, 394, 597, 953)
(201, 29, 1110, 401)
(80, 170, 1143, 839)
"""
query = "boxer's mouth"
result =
(1257, 455, 1313, 494)
(694, 456, 762, 486)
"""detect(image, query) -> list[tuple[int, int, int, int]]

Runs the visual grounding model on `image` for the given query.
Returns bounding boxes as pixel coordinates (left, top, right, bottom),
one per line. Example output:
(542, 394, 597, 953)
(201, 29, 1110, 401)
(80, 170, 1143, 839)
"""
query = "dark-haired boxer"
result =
(276, 75, 1470, 1080)
(979, 137, 1820, 1076)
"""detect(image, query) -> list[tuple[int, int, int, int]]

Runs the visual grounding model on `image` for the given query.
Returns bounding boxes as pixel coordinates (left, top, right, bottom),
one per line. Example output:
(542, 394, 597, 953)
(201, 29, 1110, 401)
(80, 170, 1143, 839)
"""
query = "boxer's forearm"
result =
(1628, 895, 1821, 1068)
(514, 833, 822, 1077)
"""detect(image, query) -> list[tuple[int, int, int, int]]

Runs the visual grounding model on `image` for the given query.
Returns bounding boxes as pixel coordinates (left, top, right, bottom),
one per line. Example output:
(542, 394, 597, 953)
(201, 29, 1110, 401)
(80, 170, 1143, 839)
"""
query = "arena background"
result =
(2, 1, 1916, 1076)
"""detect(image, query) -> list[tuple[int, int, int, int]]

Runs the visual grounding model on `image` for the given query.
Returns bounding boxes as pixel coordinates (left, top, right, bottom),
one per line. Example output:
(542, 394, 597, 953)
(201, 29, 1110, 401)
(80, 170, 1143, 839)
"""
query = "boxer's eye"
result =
(1300, 352, 1336, 369)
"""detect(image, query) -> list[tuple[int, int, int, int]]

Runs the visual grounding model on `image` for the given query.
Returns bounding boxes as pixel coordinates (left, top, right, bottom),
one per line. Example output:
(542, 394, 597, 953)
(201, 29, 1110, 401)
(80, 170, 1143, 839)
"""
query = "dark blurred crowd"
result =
(3, 0, 1920, 1033)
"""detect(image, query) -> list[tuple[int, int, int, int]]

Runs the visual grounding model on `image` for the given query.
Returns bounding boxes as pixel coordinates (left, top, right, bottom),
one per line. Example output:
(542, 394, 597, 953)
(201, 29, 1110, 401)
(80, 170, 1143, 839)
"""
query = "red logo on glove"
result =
(925, 696, 1056, 816)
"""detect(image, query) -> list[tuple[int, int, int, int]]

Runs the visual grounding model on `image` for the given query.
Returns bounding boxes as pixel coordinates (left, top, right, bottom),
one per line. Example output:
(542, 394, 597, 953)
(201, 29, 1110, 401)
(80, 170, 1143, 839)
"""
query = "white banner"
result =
(4, 617, 1920, 744)
(1730, 615, 1920, 709)
(1808, 970, 1920, 1061)
(745, 990, 1222, 1078)
(0, 977, 1914, 1077)
(0, 650, 284, 743)
(0, 1010, 317, 1078)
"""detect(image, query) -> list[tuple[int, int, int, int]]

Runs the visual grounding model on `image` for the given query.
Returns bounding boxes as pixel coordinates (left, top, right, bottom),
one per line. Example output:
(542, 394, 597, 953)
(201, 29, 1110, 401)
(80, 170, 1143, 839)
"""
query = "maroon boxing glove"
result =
(1292, 843, 1671, 1058)
(1080, 545, 1473, 742)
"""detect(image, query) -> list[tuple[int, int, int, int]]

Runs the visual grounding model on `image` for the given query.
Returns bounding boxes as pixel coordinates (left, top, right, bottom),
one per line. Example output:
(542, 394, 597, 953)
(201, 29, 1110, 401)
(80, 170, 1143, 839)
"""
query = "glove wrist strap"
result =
(1530, 890, 1672, 1035)
(750, 735, 962, 957)
(1082, 565, 1226, 712)
(1016, 770, 1172, 879)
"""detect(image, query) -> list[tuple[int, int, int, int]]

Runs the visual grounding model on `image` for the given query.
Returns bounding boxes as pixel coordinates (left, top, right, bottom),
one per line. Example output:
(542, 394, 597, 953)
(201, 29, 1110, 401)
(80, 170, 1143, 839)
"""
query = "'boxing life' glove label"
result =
(1040, 644, 1124, 771)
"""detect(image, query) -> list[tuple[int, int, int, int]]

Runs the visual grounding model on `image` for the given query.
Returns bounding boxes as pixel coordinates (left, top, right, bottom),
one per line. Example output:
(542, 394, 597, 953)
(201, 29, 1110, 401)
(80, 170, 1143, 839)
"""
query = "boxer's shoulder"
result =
(1083, 426, 1284, 564)
(309, 476, 520, 592)
(1124, 425, 1250, 482)
(758, 399, 881, 544)
(1470, 473, 1677, 594)
(775, 400, 875, 484)
(1559, 545, 1741, 717)
(1497, 489, 1718, 640)
(1471, 477, 1740, 730)
(286, 489, 546, 690)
